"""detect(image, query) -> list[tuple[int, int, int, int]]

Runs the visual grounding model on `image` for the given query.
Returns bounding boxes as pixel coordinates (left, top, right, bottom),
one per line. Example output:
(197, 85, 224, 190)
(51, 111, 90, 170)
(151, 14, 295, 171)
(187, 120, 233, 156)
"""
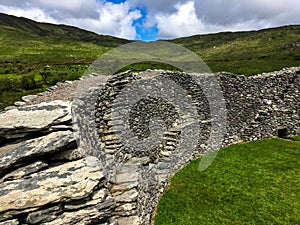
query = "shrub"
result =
(21, 74, 40, 90)
(0, 77, 21, 92)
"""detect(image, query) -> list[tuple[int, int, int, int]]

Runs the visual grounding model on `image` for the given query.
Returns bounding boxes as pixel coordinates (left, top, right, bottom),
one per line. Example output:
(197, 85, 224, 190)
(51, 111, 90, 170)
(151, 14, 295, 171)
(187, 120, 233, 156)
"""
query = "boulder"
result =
(21, 95, 38, 102)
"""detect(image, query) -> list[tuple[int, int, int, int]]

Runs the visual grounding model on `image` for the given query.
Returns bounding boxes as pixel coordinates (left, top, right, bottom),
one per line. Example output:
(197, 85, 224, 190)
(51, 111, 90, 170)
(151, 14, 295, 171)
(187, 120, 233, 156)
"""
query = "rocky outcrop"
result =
(0, 131, 76, 177)
(0, 100, 72, 142)
(0, 157, 104, 219)
(0, 100, 117, 225)
(0, 67, 299, 225)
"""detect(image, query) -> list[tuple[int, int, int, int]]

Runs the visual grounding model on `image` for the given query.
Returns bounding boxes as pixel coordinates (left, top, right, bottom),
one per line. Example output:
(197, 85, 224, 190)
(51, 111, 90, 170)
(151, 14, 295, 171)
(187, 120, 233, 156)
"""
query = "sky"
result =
(0, 0, 299, 41)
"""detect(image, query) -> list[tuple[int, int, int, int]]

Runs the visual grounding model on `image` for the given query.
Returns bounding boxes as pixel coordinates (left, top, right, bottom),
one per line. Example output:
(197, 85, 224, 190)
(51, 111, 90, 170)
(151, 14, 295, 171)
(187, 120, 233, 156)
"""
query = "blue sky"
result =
(0, 0, 299, 41)
(107, 0, 126, 3)
(131, 6, 159, 41)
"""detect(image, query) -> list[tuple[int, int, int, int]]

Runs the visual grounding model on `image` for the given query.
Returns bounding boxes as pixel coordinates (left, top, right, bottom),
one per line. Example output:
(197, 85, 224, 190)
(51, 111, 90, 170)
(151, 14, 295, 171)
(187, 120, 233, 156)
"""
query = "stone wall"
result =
(0, 67, 299, 225)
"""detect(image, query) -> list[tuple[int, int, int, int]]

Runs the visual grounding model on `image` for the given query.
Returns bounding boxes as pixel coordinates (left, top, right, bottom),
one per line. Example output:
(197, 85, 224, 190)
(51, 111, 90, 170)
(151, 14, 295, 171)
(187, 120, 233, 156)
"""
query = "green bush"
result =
(49, 75, 61, 86)
(40, 71, 52, 84)
(21, 74, 40, 90)
(0, 77, 21, 92)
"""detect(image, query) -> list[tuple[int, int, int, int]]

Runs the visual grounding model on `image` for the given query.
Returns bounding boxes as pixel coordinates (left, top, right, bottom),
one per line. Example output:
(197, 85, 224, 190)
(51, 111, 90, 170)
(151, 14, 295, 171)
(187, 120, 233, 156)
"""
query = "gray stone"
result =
(0, 100, 71, 139)
(0, 161, 48, 182)
(0, 219, 19, 225)
(111, 181, 138, 193)
(14, 101, 26, 106)
(3, 106, 16, 111)
(0, 156, 103, 215)
(114, 189, 138, 203)
(117, 216, 139, 225)
(21, 95, 37, 102)
(0, 131, 76, 174)
(92, 188, 109, 200)
(115, 171, 139, 184)
(0, 206, 39, 222)
(116, 203, 137, 216)
(49, 125, 73, 132)
(64, 189, 109, 211)
(26, 205, 63, 224)
(43, 198, 115, 225)
(51, 148, 85, 161)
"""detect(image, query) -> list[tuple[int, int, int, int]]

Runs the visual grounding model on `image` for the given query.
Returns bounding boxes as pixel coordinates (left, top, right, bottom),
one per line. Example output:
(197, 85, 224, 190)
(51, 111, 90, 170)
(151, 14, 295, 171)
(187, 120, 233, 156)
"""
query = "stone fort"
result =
(0, 67, 299, 225)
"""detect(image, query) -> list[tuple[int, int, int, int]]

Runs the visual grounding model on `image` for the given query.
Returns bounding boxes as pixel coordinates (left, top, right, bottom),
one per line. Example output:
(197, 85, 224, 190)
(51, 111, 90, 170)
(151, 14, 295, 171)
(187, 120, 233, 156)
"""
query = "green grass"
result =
(291, 135, 300, 142)
(0, 25, 109, 64)
(154, 138, 300, 225)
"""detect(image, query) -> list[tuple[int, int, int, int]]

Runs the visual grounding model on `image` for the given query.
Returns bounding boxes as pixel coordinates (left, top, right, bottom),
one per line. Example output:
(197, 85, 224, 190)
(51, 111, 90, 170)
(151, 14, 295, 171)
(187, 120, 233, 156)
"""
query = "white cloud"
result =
(91, 2, 141, 39)
(0, 5, 57, 23)
(128, 0, 188, 13)
(155, 1, 204, 39)
(31, 0, 100, 19)
(0, 0, 142, 40)
(153, 0, 300, 39)
(194, 0, 300, 27)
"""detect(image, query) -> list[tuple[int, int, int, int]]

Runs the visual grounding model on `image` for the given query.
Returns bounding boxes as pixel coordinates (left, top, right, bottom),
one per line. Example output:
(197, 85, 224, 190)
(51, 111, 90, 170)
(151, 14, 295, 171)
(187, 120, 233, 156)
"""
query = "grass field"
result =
(154, 138, 300, 225)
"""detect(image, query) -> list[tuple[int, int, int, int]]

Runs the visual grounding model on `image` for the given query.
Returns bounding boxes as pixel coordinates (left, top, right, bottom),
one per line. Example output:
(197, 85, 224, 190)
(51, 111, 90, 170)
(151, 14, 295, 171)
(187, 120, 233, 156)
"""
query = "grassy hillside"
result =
(171, 25, 300, 75)
(0, 13, 299, 110)
(0, 25, 108, 64)
(0, 24, 117, 110)
(0, 13, 130, 48)
(0, 14, 131, 110)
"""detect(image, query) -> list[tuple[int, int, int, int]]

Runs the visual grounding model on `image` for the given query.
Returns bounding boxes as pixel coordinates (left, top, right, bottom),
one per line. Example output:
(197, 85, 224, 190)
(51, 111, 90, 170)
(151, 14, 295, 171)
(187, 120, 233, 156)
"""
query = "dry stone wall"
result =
(0, 67, 299, 225)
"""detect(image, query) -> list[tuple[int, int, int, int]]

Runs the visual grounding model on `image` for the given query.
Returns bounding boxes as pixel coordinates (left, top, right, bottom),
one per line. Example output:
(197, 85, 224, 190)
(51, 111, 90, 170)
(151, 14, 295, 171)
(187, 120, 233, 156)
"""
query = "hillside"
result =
(0, 13, 130, 48)
(0, 12, 299, 110)
(0, 13, 131, 110)
(171, 25, 300, 75)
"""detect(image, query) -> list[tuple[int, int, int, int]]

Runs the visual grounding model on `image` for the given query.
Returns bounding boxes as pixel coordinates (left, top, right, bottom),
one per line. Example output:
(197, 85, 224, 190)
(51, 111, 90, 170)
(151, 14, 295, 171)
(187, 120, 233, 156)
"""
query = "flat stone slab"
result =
(0, 219, 19, 225)
(0, 161, 48, 182)
(0, 156, 104, 215)
(0, 100, 71, 139)
(0, 131, 76, 174)
(43, 199, 116, 225)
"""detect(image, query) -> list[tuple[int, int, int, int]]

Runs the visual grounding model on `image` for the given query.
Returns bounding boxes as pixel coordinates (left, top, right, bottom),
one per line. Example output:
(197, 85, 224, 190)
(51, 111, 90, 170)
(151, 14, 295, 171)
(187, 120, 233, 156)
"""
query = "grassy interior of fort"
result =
(154, 138, 300, 225)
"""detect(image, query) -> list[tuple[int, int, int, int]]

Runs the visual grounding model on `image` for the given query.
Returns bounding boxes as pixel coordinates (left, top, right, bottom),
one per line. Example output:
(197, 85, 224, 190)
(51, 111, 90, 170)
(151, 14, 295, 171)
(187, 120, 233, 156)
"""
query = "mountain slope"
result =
(171, 25, 300, 74)
(0, 13, 130, 48)
(0, 25, 108, 64)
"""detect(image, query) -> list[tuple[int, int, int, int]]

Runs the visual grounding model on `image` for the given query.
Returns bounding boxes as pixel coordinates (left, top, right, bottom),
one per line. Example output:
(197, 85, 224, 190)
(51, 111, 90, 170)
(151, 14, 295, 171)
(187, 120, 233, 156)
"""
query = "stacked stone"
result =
(218, 67, 300, 143)
(93, 71, 214, 224)
(95, 72, 138, 154)
(93, 72, 141, 224)
(0, 101, 117, 225)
